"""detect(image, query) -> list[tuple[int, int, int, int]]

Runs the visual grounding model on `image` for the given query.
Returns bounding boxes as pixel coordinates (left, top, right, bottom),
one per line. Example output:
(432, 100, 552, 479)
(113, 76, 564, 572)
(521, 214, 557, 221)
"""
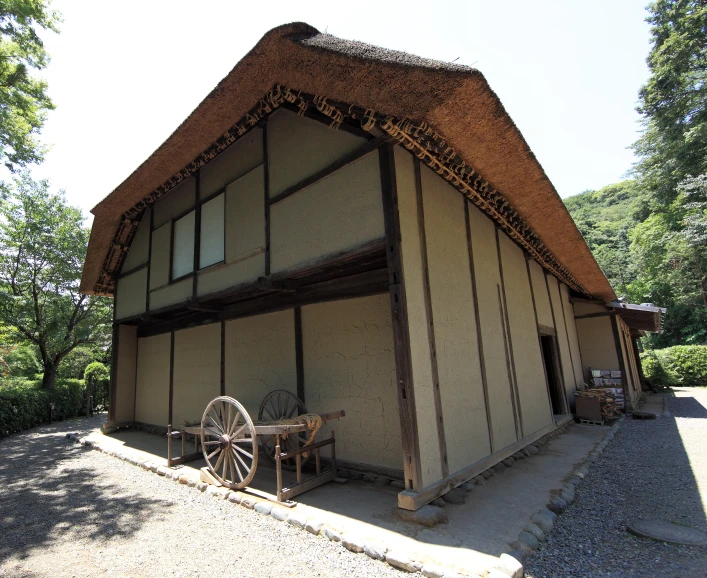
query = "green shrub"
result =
(641, 345, 707, 386)
(84, 362, 110, 410)
(0, 379, 86, 437)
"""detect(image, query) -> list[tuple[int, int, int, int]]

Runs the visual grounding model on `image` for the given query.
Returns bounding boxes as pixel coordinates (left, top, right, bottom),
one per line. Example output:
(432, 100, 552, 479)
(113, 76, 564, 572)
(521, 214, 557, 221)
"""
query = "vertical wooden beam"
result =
(414, 159, 448, 477)
(544, 274, 570, 414)
(465, 201, 494, 452)
(495, 228, 523, 439)
(610, 315, 629, 411)
(263, 119, 271, 276)
(557, 284, 578, 388)
(193, 169, 201, 298)
(379, 143, 423, 492)
(526, 257, 555, 423)
(632, 336, 646, 384)
(220, 320, 225, 396)
(109, 321, 119, 424)
(294, 306, 305, 403)
(169, 330, 175, 426)
(146, 208, 153, 312)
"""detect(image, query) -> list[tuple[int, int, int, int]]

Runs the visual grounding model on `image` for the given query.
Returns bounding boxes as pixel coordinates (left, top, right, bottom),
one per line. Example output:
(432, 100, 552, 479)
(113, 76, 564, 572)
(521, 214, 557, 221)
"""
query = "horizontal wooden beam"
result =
(397, 420, 561, 511)
(574, 311, 617, 320)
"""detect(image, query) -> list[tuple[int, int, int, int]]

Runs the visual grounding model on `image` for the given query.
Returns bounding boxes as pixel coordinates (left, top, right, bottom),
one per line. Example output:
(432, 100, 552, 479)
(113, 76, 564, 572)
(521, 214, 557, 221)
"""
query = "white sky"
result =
(30, 0, 651, 222)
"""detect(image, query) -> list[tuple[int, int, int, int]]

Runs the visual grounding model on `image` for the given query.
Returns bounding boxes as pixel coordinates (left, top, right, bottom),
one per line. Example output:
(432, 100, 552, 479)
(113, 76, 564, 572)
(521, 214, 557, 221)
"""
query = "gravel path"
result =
(525, 388, 707, 578)
(0, 415, 402, 578)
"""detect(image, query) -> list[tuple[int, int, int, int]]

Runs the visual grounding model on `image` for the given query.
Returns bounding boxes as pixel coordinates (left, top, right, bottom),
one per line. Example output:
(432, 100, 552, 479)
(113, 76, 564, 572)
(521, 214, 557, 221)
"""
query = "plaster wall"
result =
(150, 278, 191, 311)
(153, 177, 196, 229)
(575, 315, 620, 377)
(498, 233, 553, 436)
(528, 260, 553, 328)
(420, 165, 489, 474)
(199, 127, 263, 200)
(224, 310, 297, 418)
(302, 295, 402, 471)
(149, 223, 170, 290)
(267, 108, 366, 197)
(393, 147, 442, 487)
(114, 325, 137, 423)
(172, 324, 221, 426)
(270, 151, 384, 274)
(134, 332, 170, 426)
(547, 276, 577, 400)
(197, 254, 265, 297)
(225, 165, 265, 263)
(122, 208, 150, 272)
(172, 210, 195, 279)
(560, 283, 584, 387)
(200, 194, 225, 268)
(467, 203, 517, 451)
(115, 268, 147, 320)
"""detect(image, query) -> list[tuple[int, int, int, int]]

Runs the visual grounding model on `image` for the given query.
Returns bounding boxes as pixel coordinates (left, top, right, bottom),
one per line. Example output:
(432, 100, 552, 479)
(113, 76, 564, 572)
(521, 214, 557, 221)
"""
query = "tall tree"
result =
(633, 0, 707, 203)
(0, 0, 60, 170)
(0, 172, 111, 388)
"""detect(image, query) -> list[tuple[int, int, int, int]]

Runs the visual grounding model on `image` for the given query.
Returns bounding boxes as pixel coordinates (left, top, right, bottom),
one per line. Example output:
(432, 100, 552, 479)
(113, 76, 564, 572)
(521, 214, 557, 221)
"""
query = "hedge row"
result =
(640, 345, 707, 387)
(0, 379, 85, 438)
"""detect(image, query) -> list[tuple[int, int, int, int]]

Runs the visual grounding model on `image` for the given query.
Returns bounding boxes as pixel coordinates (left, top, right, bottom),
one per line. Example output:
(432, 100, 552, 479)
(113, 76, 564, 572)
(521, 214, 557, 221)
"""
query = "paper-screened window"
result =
(172, 210, 195, 279)
(200, 194, 225, 268)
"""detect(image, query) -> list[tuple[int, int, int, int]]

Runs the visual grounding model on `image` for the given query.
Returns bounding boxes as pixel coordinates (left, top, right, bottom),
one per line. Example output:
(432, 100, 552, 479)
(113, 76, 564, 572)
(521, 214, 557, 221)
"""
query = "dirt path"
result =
(0, 415, 401, 578)
(524, 388, 707, 578)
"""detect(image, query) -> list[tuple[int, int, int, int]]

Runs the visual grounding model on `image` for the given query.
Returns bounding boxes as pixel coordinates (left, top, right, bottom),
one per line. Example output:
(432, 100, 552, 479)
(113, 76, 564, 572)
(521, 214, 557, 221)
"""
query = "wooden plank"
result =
(465, 201, 494, 453)
(379, 143, 423, 492)
(241, 486, 296, 507)
(495, 229, 523, 440)
(118, 262, 148, 279)
(168, 451, 202, 467)
(269, 135, 392, 206)
(168, 330, 175, 426)
(557, 284, 579, 385)
(278, 437, 334, 461)
(294, 307, 305, 403)
(220, 320, 225, 396)
(574, 311, 618, 320)
(108, 321, 119, 424)
(281, 469, 337, 501)
(397, 421, 561, 511)
(413, 157, 448, 477)
(610, 315, 629, 411)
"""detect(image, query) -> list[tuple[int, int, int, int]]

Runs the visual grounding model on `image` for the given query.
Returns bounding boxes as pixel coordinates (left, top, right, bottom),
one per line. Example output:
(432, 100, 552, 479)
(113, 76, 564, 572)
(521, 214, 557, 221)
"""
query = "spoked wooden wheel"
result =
(201, 396, 257, 489)
(258, 389, 310, 467)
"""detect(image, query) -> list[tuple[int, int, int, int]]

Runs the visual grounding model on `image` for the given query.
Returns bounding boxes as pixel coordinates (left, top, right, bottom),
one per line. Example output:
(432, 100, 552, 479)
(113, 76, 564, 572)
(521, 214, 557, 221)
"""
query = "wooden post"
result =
(379, 143, 423, 492)
(275, 437, 282, 503)
(610, 315, 629, 411)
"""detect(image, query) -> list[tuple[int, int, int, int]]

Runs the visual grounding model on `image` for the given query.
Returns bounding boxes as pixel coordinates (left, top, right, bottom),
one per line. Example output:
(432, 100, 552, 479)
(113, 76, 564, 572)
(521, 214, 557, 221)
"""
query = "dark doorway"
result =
(541, 335, 564, 415)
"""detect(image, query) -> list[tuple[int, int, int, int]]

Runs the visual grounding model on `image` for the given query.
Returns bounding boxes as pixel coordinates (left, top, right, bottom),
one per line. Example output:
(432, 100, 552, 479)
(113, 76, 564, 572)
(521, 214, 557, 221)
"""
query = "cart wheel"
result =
(201, 396, 257, 490)
(258, 389, 310, 468)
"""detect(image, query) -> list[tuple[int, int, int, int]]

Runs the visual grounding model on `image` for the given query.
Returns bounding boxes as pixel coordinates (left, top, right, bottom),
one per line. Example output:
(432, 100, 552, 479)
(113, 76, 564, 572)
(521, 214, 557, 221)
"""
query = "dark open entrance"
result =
(541, 335, 564, 415)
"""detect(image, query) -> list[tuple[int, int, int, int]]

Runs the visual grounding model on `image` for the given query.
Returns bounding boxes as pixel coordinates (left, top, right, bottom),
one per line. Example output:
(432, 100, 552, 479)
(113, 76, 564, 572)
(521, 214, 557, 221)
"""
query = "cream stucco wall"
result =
(153, 177, 195, 228)
(197, 254, 265, 297)
(270, 151, 384, 274)
(529, 260, 553, 328)
(114, 325, 137, 423)
(225, 165, 265, 262)
(115, 268, 147, 320)
(224, 310, 297, 418)
(394, 147, 442, 487)
(559, 283, 584, 387)
(122, 207, 151, 272)
(467, 203, 518, 451)
(547, 276, 577, 400)
(420, 165, 490, 474)
(149, 223, 170, 291)
(134, 332, 170, 426)
(200, 127, 263, 200)
(575, 313, 620, 377)
(302, 295, 402, 471)
(267, 108, 367, 197)
(172, 324, 221, 426)
(498, 233, 553, 436)
(150, 277, 191, 311)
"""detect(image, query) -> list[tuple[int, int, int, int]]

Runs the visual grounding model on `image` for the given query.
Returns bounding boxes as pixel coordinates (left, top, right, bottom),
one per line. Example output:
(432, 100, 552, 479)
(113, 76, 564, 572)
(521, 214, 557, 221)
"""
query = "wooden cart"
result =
(168, 390, 344, 502)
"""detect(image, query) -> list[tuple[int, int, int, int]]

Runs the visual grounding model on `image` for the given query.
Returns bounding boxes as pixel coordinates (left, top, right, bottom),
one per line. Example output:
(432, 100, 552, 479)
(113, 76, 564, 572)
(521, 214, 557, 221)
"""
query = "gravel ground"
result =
(0, 415, 402, 578)
(525, 388, 707, 578)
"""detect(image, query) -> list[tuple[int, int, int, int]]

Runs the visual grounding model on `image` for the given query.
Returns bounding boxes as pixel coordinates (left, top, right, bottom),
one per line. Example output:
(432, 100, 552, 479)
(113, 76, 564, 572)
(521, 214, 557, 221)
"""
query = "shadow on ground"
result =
(0, 415, 167, 564)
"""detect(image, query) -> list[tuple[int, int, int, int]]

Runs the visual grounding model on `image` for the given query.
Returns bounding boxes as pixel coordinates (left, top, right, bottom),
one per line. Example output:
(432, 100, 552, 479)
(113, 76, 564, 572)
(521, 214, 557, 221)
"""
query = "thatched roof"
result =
(80, 22, 615, 301)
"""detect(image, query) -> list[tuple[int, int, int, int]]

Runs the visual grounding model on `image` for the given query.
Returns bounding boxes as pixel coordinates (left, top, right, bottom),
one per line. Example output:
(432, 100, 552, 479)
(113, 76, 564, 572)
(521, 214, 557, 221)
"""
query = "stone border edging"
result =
(65, 420, 582, 578)
(503, 417, 624, 575)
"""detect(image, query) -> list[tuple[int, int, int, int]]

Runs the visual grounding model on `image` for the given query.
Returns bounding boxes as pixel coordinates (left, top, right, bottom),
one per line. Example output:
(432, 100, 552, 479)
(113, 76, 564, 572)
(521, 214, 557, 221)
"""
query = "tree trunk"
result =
(42, 363, 57, 389)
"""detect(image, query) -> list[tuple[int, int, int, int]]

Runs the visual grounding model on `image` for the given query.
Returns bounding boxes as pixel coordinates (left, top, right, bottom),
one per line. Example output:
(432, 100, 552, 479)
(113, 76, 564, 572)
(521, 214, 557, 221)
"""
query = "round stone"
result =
(627, 519, 707, 546)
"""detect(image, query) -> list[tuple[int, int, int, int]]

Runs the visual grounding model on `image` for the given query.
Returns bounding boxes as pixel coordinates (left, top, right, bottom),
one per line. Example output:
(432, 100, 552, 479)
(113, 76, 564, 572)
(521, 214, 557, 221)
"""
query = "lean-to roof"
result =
(80, 22, 616, 301)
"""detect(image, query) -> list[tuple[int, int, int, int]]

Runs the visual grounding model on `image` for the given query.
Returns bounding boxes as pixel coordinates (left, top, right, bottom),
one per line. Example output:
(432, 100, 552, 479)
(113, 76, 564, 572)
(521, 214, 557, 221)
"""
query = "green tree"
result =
(0, 172, 112, 388)
(0, 0, 60, 170)
(633, 0, 707, 203)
